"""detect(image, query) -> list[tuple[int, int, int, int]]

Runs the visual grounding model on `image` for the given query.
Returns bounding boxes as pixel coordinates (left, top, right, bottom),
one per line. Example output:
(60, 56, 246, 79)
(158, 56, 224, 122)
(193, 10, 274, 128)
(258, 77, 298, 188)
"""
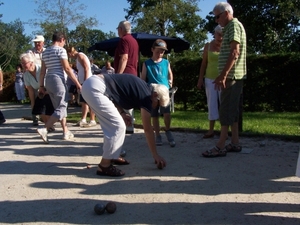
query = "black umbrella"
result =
(88, 32, 190, 56)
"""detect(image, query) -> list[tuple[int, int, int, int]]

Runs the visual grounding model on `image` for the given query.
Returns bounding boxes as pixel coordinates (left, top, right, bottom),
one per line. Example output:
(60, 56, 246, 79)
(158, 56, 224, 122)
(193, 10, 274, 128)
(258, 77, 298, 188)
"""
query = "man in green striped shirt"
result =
(202, 2, 246, 158)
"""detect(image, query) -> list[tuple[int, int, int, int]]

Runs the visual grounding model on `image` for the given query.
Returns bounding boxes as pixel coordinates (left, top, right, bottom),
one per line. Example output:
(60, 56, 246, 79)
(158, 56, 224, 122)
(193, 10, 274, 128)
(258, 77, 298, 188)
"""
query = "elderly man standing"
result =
(202, 2, 247, 157)
(114, 20, 139, 136)
(27, 35, 46, 66)
(27, 35, 46, 125)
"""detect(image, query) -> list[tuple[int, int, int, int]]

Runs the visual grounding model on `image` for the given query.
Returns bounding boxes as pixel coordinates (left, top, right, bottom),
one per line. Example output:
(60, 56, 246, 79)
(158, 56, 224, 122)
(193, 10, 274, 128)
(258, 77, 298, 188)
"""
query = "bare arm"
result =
(140, 63, 147, 81)
(116, 54, 128, 74)
(0, 69, 3, 94)
(141, 108, 166, 168)
(168, 62, 174, 88)
(26, 86, 35, 109)
(39, 61, 47, 89)
(61, 59, 81, 90)
(214, 41, 240, 89)
(197, 43, 209, 90)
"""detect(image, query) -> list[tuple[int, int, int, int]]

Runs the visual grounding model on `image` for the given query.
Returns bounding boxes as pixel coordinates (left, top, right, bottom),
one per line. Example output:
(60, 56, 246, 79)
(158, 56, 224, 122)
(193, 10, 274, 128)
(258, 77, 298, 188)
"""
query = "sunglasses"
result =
(215, 11, 224, 20)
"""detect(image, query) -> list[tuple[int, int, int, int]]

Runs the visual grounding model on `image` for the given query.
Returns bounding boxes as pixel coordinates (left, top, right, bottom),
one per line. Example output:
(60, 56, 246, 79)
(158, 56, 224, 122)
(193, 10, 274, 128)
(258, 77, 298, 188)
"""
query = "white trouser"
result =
(205, 78, 221, 121)
(81, 75, 126, 159)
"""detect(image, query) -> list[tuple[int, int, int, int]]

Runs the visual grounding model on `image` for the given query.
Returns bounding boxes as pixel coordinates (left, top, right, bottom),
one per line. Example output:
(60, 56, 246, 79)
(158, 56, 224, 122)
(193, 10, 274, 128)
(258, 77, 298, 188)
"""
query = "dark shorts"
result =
(68, 85, 77, 94)
(79, 93, 87, 103)
(32, 94, 55, 116)
(219, 79, 244, 126)
(151, 103, 171, 117)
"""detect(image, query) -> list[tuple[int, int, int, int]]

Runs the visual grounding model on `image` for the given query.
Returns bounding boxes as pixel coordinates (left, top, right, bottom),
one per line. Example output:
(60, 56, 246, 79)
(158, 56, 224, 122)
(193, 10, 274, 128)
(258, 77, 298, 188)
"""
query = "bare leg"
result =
(89, 107, 96, 121)
(206, 120, 215, 135)
(230, 122, 239, 145)
(216, 125, 229, 149)
(163, 113, 171, 130)
(81, 102, 89, 120)
(152, 117, 160, 136)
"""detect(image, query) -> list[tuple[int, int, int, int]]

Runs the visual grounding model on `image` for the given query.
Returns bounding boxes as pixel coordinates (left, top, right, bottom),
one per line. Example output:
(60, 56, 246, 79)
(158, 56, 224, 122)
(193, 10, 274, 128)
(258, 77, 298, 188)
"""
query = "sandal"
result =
(96, 164, 125, 177)
(202, 146, 227, 158)
(225, 143, 242, 152)
(111, 157, 130, 165)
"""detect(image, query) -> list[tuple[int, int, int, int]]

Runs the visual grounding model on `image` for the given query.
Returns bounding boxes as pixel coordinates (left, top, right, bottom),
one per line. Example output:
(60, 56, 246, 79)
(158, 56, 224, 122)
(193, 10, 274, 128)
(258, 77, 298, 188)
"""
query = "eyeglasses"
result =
(215, 11, 224, 20)
(21, 61, 31, 66)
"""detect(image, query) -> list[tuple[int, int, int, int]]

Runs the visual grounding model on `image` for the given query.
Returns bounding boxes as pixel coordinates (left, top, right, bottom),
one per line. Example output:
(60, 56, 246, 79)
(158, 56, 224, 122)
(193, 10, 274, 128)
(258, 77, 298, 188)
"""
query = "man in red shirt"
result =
(114, 21, 139, 76)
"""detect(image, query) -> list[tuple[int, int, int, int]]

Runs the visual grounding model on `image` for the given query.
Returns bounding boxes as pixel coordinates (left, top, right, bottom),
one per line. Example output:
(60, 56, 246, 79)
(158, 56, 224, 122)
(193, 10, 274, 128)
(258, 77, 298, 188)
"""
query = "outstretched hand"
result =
(154, 155, 167, 169)
(121, 113, 132, 126)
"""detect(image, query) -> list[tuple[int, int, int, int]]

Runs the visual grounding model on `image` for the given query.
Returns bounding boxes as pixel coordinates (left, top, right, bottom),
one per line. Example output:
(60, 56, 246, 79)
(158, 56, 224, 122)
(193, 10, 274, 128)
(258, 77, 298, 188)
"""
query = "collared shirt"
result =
(219, 18, 247, 80)
(26, 47, 46, 66)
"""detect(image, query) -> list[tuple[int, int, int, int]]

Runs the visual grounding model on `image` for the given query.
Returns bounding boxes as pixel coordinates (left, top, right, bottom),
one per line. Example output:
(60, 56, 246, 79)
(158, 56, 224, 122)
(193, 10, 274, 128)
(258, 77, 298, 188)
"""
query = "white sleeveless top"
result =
(76, 52, 92, 84)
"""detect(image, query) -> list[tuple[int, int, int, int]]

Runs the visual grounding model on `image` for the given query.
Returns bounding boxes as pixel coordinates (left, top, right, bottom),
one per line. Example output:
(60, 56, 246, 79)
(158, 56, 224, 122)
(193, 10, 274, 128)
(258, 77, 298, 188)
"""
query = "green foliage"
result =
(0, 20, 31, 71)
(205, 0, 300, 54)
(125, 0, 207, 56)
(32, 0, 98, 44)
(171, 53, 300, 112)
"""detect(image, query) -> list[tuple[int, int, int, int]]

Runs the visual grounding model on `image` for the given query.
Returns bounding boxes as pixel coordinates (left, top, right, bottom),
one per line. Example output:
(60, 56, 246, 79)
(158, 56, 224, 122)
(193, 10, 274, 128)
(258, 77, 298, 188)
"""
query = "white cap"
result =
(32, 35, 45, 42)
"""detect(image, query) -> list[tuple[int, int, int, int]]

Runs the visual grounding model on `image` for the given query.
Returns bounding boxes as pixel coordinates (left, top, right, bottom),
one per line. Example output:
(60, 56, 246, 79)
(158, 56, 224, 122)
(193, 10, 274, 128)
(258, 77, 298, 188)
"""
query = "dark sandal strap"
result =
(225, 143, 242, 152)
(97, 164, 125, 176)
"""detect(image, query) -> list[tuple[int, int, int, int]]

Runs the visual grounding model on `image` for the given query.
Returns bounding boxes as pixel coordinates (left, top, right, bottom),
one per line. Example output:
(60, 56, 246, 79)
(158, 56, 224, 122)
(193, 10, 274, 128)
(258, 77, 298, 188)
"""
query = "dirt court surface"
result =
(0, 103, 299, 225)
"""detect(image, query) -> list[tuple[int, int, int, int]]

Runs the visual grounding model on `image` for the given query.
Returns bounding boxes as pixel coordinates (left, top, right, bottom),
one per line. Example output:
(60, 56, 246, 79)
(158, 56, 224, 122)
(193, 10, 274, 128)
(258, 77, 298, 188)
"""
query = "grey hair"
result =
(214, 25, 223, 34)
(118, 20, 131, 33)
(213, 2, 234, 15)
(20, 52, 35, 62)
(151, 83, 170, 107)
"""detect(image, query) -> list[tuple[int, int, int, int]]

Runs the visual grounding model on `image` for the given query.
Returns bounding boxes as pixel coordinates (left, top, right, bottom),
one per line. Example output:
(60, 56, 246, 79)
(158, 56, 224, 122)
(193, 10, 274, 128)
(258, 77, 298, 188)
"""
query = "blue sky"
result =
(0, 0, 217, 39)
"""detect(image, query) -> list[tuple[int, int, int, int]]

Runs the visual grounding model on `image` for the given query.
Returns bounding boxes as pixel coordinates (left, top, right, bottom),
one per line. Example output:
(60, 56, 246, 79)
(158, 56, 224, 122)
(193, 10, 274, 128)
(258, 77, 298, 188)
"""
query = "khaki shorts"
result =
(219, 79, 244, 126)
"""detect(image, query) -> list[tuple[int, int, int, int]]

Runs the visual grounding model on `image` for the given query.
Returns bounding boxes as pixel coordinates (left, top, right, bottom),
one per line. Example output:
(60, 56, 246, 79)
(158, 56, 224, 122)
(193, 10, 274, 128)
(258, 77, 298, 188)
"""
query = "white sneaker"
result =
(37, 128, 49, 143)
(76, 120, 88, 127)
(63, 131, 74, 140)
(82, 120, 97, 127)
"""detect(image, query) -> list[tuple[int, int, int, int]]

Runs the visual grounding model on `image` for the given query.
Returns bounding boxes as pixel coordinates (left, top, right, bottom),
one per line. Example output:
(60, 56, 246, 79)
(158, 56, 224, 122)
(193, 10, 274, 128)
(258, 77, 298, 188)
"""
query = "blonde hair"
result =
(151, 83, 170, 107)
(214, 25, 223, 34)
(66, 46, 77, 54)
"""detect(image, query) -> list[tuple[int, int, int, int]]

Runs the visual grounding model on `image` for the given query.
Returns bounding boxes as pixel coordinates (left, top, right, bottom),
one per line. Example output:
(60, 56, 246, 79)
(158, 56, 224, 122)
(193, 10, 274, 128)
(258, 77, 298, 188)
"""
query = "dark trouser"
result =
(0, 110, 4, 120)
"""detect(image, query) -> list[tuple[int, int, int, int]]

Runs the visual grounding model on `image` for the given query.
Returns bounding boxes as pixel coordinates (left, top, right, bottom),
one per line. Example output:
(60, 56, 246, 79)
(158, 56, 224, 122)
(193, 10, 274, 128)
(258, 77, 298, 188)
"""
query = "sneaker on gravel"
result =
(63, 131, 74, 140)
(82, 120, 97, 127)
(156, 135, 163, 146)
(76, 120, 88, 127)
(165, 130, 176, 147)
(37, 128, 49, 143)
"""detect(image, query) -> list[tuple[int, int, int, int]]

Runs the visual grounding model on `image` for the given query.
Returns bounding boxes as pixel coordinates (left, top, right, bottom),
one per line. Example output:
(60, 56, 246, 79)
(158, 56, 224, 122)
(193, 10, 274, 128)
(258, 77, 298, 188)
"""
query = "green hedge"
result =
(1, 53, 299, 112)
(171, 53, 300, 112)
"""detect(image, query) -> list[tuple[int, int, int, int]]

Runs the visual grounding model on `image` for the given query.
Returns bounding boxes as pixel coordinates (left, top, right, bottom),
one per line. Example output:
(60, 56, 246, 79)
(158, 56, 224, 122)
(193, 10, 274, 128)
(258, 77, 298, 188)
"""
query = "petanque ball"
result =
(157, 161, 164, 170)
(105, 201, 117, 214)
(94, 203, 106, 215)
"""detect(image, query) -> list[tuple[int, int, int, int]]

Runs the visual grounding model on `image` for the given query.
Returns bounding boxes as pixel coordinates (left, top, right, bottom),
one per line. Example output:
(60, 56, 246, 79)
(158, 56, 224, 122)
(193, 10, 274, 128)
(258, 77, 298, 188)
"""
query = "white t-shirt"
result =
(23, 64, 42, 90)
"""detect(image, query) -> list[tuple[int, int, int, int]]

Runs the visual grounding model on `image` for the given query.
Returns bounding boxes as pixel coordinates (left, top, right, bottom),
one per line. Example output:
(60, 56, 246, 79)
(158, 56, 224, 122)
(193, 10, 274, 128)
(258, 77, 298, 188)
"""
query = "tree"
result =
(0, 20, 31, 70)
(32, 0, 98, 45)
(205, 0, 300, 54)
(125, 0, 207, 56)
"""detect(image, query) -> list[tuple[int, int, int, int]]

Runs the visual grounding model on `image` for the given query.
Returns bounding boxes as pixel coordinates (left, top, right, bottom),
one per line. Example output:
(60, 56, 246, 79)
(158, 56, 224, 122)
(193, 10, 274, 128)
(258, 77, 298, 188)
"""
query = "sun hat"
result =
(32, 35, 45, 42)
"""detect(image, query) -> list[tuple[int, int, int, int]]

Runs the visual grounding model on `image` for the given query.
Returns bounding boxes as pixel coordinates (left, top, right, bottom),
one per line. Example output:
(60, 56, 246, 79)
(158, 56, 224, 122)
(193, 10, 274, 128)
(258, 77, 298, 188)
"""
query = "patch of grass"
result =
(67, 110, 300, 141)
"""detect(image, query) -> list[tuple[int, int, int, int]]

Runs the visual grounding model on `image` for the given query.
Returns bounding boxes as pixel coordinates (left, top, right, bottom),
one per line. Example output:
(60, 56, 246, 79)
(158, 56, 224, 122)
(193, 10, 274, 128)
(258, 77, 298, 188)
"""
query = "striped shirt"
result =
(218, 18, 247, 80)
(42, 46, 68, 80)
